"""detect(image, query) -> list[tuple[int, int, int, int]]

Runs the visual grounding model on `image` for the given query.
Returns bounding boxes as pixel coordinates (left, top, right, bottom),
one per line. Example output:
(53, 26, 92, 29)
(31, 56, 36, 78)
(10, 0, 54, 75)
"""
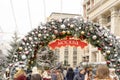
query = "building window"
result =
(73, 61, 77, 66)
(64, 47, 69, 66)
(82, 56, 89, 62)
(73, 47, 77, 66)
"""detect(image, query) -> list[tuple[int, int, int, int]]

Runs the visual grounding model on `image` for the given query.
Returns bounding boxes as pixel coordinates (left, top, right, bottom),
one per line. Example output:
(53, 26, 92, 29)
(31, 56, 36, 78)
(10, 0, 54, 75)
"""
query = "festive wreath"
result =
(14, 17, 120, 76)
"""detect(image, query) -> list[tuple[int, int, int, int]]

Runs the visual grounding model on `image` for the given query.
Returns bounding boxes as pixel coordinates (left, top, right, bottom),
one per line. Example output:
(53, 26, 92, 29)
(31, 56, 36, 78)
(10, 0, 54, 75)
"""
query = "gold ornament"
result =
(97, 40, 99, 43)
(67, 31, 70, 34)
(81, 31, 85, 35)
(90, 27, 93, 31)
(106, 50, 110, 54)
(28, 60, 30, 62)
(62, 31, 66, 34)
(70, 24, 74, 28)
(31, 61, 33, 64)
(19, 47, 23, 50)
(26, 66, 29, 68)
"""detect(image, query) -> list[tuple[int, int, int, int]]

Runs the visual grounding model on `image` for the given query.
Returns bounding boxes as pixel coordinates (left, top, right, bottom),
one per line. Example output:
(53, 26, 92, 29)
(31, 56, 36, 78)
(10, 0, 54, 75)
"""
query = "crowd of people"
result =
(3, 64, 119, 80)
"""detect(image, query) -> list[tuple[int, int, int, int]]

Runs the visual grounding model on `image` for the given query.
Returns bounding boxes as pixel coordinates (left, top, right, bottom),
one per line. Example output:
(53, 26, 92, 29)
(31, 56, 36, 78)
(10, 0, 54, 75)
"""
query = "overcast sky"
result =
(0, 0, 83, 41)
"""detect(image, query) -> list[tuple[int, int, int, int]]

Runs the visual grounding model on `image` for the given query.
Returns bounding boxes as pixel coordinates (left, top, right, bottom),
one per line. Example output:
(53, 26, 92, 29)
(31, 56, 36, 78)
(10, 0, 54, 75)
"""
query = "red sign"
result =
(49, 37, 88, 49)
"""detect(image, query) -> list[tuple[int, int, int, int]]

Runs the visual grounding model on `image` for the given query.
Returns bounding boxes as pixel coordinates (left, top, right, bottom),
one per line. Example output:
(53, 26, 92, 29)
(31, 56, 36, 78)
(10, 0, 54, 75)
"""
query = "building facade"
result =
(83, 0, 120, 62)
(47, 12, 89, 67)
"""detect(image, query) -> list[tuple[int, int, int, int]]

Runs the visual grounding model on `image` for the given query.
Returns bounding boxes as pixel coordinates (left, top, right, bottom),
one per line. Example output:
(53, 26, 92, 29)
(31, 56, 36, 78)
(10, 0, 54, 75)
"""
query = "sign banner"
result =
(49, 37, 88, 49)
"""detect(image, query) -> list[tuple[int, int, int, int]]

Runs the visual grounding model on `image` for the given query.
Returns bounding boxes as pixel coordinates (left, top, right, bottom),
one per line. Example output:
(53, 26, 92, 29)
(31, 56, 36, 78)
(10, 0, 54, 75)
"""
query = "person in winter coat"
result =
(51, 69, 57, 80)
(73, 67, 86, 80)
(109, 68, 119, 80)
(30, 67, 42, 80)
(94, 64, 112, 80)
(66, 67, 74, 80)
(56, 69, 64, 80)
(13, 69, 27, 80)
(74, 67, 79, 75)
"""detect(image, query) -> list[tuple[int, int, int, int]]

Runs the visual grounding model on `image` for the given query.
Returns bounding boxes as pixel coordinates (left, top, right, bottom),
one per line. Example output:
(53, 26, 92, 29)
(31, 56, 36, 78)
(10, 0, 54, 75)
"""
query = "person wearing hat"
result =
(73, 67, 86, 80)
(30, 67, 42, 80)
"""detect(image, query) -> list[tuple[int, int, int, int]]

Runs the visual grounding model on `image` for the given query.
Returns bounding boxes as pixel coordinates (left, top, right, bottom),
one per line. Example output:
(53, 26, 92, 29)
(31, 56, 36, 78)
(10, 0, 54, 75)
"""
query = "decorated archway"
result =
(15, 17, 120, 75)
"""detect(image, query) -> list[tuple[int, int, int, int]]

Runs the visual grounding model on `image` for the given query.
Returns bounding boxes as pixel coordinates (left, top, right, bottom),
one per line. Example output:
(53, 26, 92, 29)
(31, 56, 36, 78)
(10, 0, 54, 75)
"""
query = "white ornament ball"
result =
(38, 34, 42, 37)
(92, 35, 97, 40)
(22, 42, 25, 45)
(33, 44, 35, 47)
(118, 59, 120, 62)
(25, 48, 27, 51)
(99, 26, 103, 30)
(29, 37, 32, 41)
(67, 23, 70, 26)
(51, 21, 55, 25)
(30, 49, 32, 51)
(54, 30, 58, 34)
(14, 55, 17, 58)
(104, 33, 108, 37)
(70, 24, 74, 28)
(21, 55, 26, 60)
(16, 67, 20, 71)
(104, 46, 108, 49)
(26, 43, 29, 46)
(46, 34, 49, 36)
(34, 37, 37, 40)
(32, 32, 34, 35)
(44, 36, 47, 39)
(16, 59, 18, 61)
(103, 53, 106, 56)
(114, 54, 118, 57)
(52, 35, 56, 39)
(113, 65, 116, 67)
(60, 24, 66, 29)
(79, 27, 82, 29)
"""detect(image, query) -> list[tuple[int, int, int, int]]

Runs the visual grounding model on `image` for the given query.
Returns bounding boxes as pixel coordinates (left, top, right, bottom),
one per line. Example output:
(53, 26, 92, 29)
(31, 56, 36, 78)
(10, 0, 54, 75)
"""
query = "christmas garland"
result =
(14, 17, 120, 75)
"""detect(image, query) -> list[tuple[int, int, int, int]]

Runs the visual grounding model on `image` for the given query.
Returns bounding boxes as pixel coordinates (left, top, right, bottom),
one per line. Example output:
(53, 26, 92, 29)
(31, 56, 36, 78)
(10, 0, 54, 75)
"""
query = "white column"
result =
(97, 15, 106, 62)
(59, 47, 64, 63)
(77, 47, 83, 65)
(110, 6, 119, 36)
(96, 52, 99, 62)
(98, 51, 101, 62)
